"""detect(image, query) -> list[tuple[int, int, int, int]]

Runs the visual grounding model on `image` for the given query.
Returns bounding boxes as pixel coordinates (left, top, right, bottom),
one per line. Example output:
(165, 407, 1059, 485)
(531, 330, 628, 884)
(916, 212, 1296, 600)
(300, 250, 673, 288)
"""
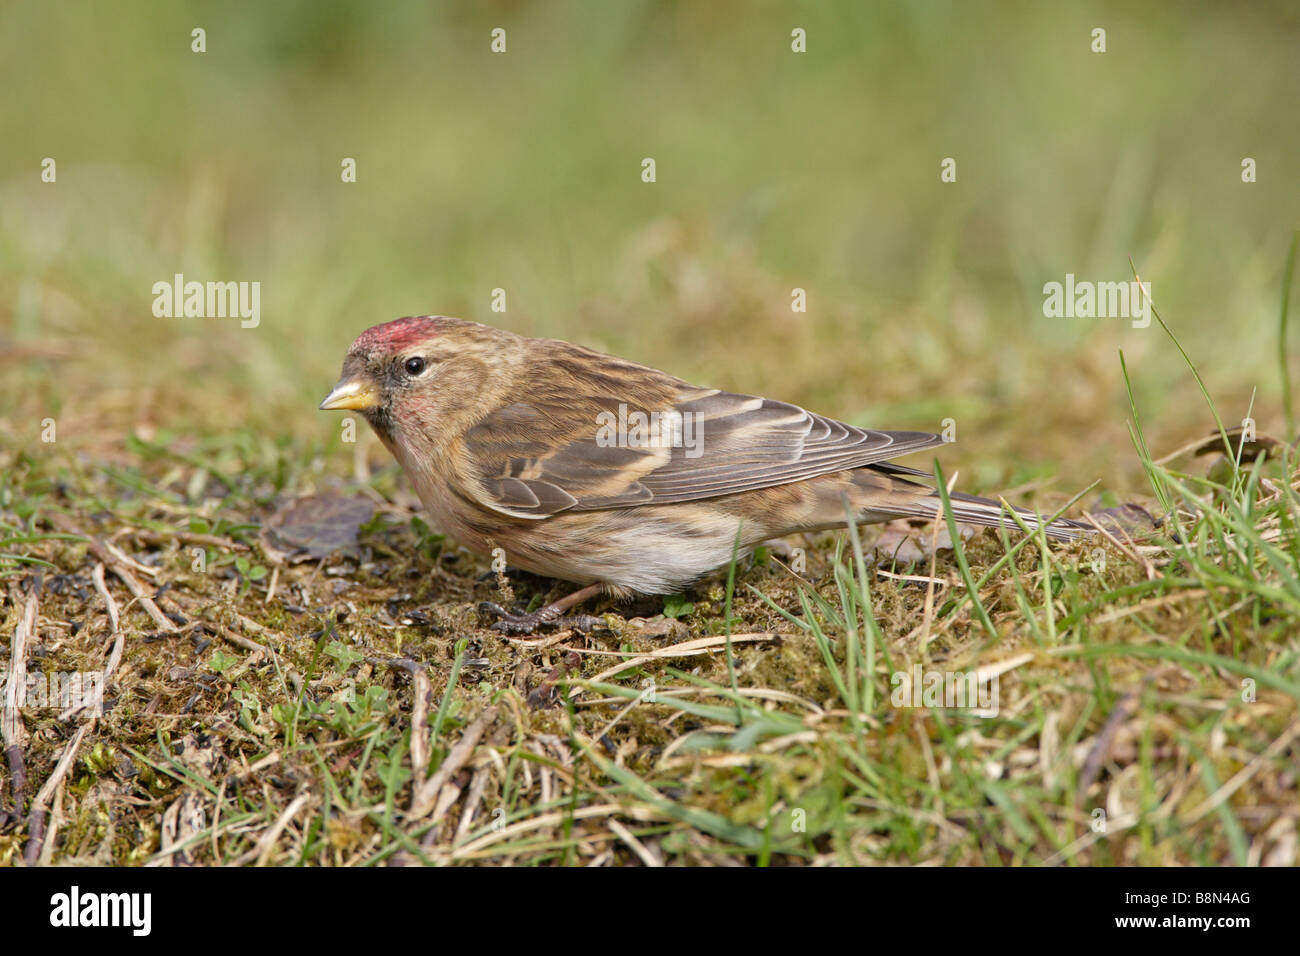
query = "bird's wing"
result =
(459, 373, 945, 519)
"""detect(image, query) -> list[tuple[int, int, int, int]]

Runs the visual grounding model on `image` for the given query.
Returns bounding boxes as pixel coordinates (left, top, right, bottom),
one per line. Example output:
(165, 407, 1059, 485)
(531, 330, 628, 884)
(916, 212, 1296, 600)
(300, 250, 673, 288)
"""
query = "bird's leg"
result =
(478, 582, 606, 636)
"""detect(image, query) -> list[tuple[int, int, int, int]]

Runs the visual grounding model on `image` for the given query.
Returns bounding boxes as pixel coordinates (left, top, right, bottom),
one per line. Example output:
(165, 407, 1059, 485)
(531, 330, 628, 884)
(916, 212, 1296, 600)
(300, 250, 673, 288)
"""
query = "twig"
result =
(572, 633, 779, 698)
(48, 514, 178, 632)
(103, 560, 176, 632)
(1076, 676, 1155, 807)
(119, 529, 249, 552)
(409, 706, 498, 820)
(99, 538, 159, 578)
(254, 792, 312, 867)
(215, 625, 274, 659)
(233, 613, 276, 637)
(607, 817, 662, 867)
(453, 766, 492, 845)
(919, 502, 947, 652)
(2, 592, 37, 814)
(23, 723, 91, 865)
(1083, 512, 1156, 581)
(1182, 720, 1300, 825)
(91, 543, 176, 631)
(409, 667, 433, 784)
(60, 564, 123, 720)
(263, 564, 280, 605)
(93, 561, 120, 634)
(451, 802, 642, 860)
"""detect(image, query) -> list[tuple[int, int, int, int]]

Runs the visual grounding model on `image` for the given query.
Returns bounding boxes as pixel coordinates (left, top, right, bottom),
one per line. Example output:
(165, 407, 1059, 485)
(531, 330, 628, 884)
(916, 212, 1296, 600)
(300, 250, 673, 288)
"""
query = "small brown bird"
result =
(321, 316, 1086, 632)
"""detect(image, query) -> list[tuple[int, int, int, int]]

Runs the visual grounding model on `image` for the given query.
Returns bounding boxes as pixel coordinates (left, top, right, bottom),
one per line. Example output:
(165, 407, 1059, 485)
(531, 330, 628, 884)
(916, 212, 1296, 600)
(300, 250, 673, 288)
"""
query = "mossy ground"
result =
(2, 372, 1298, 865)
(3, 3, 1299, 866)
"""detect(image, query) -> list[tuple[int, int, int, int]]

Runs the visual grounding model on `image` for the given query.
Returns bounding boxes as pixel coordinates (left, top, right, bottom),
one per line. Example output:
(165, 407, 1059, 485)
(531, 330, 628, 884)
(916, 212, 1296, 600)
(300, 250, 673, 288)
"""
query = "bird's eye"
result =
(404, 356, 427, 376)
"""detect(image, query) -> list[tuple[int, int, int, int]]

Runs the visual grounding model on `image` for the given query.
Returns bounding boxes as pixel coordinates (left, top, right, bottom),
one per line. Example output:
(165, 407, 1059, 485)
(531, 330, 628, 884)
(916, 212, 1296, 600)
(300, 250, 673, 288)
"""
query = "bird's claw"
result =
(476, 601, 512, 621)
(555, 614, 607, 635)
(490, 615, 546, 636)
(476, 602, 604, 636)
(477, 601, 554, 635)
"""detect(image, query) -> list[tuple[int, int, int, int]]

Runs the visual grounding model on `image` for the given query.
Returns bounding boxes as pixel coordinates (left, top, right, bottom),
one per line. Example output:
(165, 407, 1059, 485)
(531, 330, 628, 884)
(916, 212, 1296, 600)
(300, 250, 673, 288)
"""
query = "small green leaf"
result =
(324, 640, 364, 673)
(663, 594, 694, 619)
(209, 649, 238, 676)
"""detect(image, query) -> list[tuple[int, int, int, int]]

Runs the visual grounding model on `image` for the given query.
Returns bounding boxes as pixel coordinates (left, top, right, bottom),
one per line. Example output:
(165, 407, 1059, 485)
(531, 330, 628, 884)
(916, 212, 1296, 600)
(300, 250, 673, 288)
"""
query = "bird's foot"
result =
(476, 601, 604, 636)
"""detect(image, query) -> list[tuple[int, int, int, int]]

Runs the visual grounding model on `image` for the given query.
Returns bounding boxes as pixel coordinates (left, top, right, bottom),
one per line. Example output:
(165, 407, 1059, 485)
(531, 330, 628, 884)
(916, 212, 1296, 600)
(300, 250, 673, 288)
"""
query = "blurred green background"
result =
(3, 0, 1298, 495)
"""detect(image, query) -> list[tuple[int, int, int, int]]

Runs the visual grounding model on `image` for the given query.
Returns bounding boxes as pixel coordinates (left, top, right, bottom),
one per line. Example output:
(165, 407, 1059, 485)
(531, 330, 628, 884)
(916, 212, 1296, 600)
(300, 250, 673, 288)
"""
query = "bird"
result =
(320, 315, 1088, 633)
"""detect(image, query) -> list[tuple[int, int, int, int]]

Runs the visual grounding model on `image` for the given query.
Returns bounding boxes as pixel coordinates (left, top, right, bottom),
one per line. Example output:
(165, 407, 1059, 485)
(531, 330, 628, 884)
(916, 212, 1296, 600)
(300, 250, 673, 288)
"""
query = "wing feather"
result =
(459, 350, 943, 518)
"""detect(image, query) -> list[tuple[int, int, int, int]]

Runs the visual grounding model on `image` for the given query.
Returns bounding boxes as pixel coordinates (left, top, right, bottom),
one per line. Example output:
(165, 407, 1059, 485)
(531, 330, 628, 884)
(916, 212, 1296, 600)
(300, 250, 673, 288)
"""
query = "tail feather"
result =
(857, 466, 1089, 542)
(898, 488, 1089, 541)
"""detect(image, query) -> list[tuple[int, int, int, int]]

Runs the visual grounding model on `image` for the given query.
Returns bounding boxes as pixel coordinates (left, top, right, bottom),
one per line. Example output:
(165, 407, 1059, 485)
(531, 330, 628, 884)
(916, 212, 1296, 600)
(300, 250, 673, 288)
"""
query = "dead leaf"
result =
(1088, 502, 1162, 536)
(626, 616, 688, 641)
(262, 494, 375, 562)
(1192, 426, 1282, 464)
(869, 518, 974, 564)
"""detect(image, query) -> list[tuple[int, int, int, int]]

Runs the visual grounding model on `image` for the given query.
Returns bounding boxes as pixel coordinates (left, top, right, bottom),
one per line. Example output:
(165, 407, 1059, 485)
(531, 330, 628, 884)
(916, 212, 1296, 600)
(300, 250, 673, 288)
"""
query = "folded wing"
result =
(460, 358, 943, 519)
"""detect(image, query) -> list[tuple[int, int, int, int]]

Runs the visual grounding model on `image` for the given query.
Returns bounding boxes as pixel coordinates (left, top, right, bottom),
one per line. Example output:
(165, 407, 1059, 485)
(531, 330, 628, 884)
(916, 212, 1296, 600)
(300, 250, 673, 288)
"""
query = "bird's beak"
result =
(319, 377, 379, 411)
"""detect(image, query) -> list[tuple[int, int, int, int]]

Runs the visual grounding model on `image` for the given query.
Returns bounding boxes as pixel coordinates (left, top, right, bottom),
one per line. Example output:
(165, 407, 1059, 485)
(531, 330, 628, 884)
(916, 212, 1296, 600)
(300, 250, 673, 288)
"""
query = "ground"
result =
(2, 339, 1298, 864)
(2, 2, 1299, 866)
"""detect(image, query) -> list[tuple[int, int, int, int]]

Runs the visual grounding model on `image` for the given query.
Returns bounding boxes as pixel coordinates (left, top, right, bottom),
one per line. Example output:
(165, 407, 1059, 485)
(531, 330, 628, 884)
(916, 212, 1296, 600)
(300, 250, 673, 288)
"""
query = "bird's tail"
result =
(903, 487, 1088, 541)
(853, 467, 1090, 542)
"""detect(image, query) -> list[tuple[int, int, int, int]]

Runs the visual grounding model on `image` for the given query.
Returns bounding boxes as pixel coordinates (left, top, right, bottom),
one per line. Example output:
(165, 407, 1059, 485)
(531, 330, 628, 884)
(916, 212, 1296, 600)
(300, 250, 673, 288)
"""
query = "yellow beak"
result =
(319, 377, 379, 411)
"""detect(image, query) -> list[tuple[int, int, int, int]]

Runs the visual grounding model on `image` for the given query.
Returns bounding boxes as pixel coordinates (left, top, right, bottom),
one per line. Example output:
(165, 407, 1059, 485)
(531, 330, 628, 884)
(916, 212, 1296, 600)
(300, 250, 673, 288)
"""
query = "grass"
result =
(2, 2, 1299, 866)
(2, 300, 1298, 864)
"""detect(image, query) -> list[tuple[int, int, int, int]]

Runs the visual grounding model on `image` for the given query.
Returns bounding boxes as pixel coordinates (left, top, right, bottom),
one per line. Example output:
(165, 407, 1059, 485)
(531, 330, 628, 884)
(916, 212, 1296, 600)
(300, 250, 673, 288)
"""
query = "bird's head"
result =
(319, 315, 512, 445)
